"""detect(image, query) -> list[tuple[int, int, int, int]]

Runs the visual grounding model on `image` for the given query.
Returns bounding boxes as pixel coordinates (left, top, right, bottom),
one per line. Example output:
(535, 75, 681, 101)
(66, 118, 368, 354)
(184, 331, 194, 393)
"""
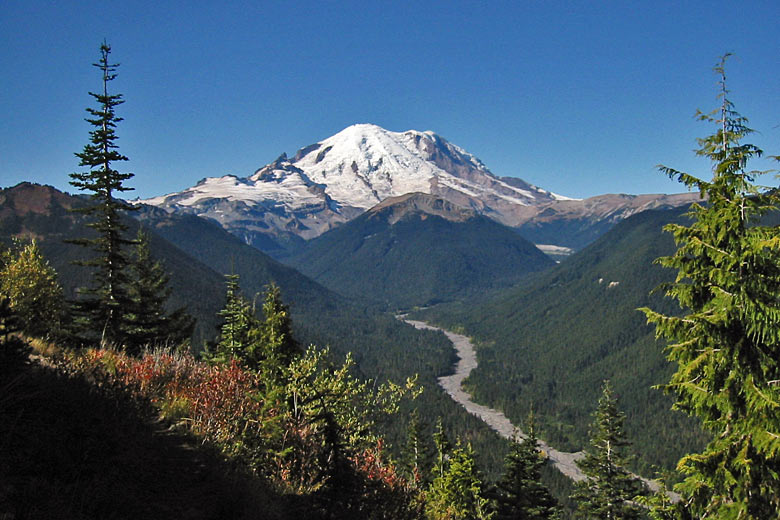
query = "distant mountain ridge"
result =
(138, 123, 699, 255)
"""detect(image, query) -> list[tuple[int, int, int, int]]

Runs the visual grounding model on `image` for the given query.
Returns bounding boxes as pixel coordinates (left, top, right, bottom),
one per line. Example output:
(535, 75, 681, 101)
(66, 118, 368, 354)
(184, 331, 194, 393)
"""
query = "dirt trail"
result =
(402, 318, 674, 498)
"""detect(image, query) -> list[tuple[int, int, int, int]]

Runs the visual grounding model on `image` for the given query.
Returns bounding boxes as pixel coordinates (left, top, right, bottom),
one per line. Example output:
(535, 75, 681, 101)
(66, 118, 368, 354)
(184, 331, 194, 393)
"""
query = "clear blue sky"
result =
(2, 1, 778, 200)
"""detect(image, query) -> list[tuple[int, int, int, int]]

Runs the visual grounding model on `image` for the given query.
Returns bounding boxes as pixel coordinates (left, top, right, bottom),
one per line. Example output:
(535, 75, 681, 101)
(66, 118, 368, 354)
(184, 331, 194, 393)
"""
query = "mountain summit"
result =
(140, 124, 568, 252)
(139, 124, 697, 255)
(251, 124, 569, 211)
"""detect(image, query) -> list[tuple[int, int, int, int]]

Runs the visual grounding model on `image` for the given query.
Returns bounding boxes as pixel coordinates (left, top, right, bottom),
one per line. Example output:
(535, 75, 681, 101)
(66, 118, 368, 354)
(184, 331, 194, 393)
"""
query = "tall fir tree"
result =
(571, 380, 643, 520)
(123, 229, 194, 354)
(494, 415, 560, 520)
(68, 41, 136, 347)
(252, 282, 300, 378)
(399, 409, 433, 486)
(641, 55, 780, 518)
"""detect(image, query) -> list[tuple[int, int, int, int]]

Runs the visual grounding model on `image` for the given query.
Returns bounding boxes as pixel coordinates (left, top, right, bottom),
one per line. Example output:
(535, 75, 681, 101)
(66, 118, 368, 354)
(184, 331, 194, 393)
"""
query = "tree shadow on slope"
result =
(0, 360, 299, 520)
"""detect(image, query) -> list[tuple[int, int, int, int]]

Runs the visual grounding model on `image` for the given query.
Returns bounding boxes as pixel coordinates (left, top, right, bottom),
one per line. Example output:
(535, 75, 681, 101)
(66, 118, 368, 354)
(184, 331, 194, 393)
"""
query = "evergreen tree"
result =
(0, 238, 64, 339)
(641, 55, 780, 518)
(426, 440, 494, 520)
(571, 381, 643, 520)
(494, 416, 559, 520)
(209, 277, 299, 376)
(432, 417, 452, 482)
(68, 41, 136, 347)
(399, 409, 433, 486)
(123, 229, 194, 354)
(209, 273, 257, 365)
(252, 282, 300, 378)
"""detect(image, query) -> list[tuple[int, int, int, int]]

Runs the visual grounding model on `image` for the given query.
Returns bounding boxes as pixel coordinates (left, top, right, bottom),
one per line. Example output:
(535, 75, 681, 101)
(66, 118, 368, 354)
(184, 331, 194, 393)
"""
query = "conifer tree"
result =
(432, 417, 452, 481)
(494, 416, 559, 520)
(209, 273, 257, 365)
(641, 55, 780, 518)
(123, 229, 194, 354)
(253, 282, 300, 378)
(209, 277, 300, 375)
(571, 380, 643, 520)
(426, 440, 494, 520)
(68, 41, 136, 347)
(399, 409, 433, 486)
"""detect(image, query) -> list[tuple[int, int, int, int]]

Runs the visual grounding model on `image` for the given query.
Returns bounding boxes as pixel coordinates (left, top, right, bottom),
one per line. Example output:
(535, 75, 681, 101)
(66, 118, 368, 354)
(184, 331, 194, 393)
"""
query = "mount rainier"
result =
(139, 123, 697, 256)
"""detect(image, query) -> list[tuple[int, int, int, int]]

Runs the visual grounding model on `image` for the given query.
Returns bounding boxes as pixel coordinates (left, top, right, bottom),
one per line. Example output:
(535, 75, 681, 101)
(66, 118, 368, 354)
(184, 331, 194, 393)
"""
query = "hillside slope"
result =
(414, 205, 708, 473)
(0, 182, 227, 345)
(285, 193, 555, 309)
(0, 182, 516, 475)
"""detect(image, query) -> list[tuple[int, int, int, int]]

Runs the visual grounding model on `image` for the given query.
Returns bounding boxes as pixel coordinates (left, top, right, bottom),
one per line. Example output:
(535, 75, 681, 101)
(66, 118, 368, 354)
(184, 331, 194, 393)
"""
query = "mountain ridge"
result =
(137, 123, 699, 255)
(284, 192, 554, 309)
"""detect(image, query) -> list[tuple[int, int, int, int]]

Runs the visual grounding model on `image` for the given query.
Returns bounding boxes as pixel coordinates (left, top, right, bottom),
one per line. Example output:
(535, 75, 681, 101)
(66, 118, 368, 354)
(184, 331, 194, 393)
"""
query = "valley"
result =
(402, 317, 587, 483)
(5, 8, 778, 516)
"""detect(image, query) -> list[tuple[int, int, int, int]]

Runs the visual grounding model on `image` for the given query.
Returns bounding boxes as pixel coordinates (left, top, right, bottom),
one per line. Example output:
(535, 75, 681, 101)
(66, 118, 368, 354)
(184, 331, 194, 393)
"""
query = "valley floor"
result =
(401, 317, 672, 498)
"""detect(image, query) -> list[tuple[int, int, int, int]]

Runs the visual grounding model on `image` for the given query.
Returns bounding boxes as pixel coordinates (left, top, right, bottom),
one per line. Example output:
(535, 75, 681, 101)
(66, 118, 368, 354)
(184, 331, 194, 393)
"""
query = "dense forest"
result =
(412, 205, 709, 474)
(2, 45, 780, 519)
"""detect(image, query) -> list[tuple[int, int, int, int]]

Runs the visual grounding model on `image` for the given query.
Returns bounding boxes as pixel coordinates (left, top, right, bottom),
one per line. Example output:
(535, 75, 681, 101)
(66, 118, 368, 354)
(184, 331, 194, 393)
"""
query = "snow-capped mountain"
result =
(254, 124, 570, 212)
(139, 124, 570, 250)
(139, 123, 697, 255)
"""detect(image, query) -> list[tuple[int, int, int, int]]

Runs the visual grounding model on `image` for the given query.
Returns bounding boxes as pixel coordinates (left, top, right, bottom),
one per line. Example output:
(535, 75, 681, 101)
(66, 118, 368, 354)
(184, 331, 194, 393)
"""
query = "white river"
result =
(402, 317, 672, 497)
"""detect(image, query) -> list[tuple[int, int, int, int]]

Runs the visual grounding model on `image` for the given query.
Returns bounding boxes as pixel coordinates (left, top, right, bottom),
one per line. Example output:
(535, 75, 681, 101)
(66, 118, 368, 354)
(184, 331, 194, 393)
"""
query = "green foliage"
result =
(68, 41, 137, 347)
(123, 229, 194, 354)
(209, 273, 257, 365)
(209, 276, 301, 381)
(0, 238, 64, 339)
(493, 416, 560, 520)
(399, 409, 435, 486)
(571, 381, 643, 520)
(253, 282, 301, 379)
(426, 440, 495, 520)
(414, 205, 707, 474)
(432, 417, 453, 482)
(286, 206, 553, 310)
(282, 345, 419, 495)
(641, 56, 780, 518)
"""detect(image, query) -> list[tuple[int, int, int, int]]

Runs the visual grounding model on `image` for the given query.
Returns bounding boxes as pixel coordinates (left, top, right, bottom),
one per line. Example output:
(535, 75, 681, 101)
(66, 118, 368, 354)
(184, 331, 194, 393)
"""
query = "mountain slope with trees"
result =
(0, 181, 523, 481)
(413, 204, 709, 474)
(284, 192, 554, 309)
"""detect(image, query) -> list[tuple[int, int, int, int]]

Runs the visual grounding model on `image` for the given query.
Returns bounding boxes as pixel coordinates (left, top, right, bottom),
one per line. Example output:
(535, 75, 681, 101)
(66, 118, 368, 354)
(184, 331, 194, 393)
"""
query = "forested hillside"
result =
(413, 205, 709, 474)
(1, 181, 536, 517)
(284, 192, 554, 309)
(0, 181, 519, 475)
